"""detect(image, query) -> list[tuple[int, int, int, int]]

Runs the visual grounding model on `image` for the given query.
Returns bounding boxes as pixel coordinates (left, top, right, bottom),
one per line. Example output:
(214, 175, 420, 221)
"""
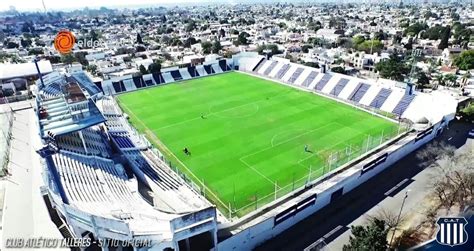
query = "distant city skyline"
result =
(0, 0, 236, 12)
(3, 0, 463, 12)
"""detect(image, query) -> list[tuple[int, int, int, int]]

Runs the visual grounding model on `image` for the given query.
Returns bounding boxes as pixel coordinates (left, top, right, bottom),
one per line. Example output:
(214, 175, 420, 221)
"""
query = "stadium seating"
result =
(187, 66, 200, 77)
(112, 81, 126, 93)
(52, 151, 137, 205)
(42, 82, 63, 98)
(263, 61, 278, 76)
(275, 64, 291, 80)
(348, 83, 371, 102)
(392, 95, 415, 116)
(152, 73, 164, 85)
(252, 58, 267, 72)
(122, 79, 136, 92)
(212, 64, 223, 73)
(132, 76, 145, 89)
(203, 65, 214, 75)
(196, 65, 207, 76)
(330, 78, 349, 96)
(219, 59, 231, 72)
(179, 68, 192, 80)
(170, 70, 183, 81)
(162, 72, 175, 83)
(314, 74, 332, 91)
(111, 134, 135, 149)
(56, 130, 111, 158)
(300, 71, 318, 87)
(369, 88, 392, 109)
(287, 68, 304, 84)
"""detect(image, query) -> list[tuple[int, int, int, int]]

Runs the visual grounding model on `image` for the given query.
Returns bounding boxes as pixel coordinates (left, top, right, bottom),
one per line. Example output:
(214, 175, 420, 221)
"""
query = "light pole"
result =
(388, 190, 409, 249)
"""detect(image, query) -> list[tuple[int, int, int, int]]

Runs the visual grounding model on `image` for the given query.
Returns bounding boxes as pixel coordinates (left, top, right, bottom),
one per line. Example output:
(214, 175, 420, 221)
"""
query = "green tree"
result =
(444, 74, 457, 87)
(237, 32, 250, 45)
(375, 55, 409, 81)
(404, 22, 428, 37)
(201, 41, 212, 54)
(343, 218, 389, 251)
(86, 64, 98, 76)
(212, 40, 222, 54)
(459, 102, 474, 121)
(301, 44, 313, 53)
(356, 40, 384, 54)
(415, 71, 430, 88)
(438, 26, 451, 50)
(60, 53, 77, 65)
(453, 50, 474, 70)
(331, 66, 346, 74)
(147, 61, 161, 73)
(139, 64, 148, 75)
(352, 35, 365, 46)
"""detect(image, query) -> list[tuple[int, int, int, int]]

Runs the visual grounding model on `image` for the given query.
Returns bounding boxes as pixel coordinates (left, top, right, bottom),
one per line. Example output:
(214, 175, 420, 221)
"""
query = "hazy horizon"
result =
(1, 0, 308, 12)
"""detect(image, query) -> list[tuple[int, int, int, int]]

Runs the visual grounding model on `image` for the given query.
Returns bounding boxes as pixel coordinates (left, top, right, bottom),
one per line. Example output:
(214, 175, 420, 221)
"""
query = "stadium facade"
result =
(34, 52, 458, 250)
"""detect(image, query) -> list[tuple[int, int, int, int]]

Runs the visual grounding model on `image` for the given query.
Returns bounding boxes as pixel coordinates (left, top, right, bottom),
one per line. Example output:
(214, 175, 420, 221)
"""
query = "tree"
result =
(20, 38, 32, 48)
(212, 40, 222, 54)
(61, 53, 76, 65)
(375, 55, 409, 81)
(437, 26, 450, 50)
(136, 33, 143, 44)
(139, 64, 148, 75)
(343, 218, 389, 251)
(301, 44, 313, 53)
(416, 141, 474, 211)
(28, 48, 44, 56)
(444, 74, 457, 87)
(453, 50, 474, 70)
(415, 71, 430, 89)
(356, 40, 384, 54)
(404, 22, 428, 37)
(237, 32, 250, 45)
(201, 41, 212, 54)
(147, 61, 161, 73)
(331, 66, 346, 74)
(86, 64, 98, 76)
(184, 37, 198, 48)
(459, 102, 474, 121)
(352, 35, 365, 46)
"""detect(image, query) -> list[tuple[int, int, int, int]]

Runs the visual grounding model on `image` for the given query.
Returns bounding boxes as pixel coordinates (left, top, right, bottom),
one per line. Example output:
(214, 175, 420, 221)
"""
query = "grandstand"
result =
(33, 53, 458, 251)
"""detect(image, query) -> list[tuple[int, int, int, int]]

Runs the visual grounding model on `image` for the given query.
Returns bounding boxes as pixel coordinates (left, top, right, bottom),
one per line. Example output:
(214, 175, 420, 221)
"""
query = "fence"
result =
(0, 106, 14, 176)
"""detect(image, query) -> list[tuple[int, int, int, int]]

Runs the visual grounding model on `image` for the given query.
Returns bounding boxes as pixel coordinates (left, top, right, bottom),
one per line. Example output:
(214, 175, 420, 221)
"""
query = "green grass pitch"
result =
(117, 71, 398, 216)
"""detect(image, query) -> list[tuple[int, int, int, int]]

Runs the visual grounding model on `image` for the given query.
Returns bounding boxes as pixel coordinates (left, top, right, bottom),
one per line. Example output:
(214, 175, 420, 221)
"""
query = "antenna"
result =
(42, 0, 47, 12)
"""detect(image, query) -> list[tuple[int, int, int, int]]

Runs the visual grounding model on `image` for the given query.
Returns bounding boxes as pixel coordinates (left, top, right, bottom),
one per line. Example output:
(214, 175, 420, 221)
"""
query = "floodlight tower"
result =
(405, 49, 422, 95)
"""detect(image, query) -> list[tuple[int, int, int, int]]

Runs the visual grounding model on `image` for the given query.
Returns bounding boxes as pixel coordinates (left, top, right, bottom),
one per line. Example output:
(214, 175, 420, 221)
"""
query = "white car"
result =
(469, 129, 474, 138)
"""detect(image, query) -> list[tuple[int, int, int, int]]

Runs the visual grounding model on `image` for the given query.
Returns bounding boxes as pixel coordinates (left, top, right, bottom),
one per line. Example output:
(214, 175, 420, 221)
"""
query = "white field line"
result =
(239, 158, 280, 189)
(237, 123, 336, 189)
(240, 122, 337, 162)
(153, 89, 293, 131)
(118, 100, 230, 211)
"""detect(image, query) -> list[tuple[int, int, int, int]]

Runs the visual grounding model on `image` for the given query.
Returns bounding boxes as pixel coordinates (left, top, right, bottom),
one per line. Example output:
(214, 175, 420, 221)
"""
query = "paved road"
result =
(0, 109, 65, 250)
(256, 121, 473, 251)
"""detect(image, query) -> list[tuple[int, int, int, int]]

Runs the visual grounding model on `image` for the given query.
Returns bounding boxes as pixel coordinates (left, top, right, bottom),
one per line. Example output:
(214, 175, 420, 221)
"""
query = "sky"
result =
(0, 0, 227, 12)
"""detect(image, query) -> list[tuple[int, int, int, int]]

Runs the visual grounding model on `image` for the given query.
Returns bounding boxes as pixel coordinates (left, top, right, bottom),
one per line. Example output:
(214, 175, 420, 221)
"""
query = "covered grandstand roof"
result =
(37, 95, 105, 139)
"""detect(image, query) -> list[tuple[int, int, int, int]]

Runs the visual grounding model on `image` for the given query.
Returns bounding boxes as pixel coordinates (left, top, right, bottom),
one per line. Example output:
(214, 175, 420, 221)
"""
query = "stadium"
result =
(31, 52, 457, 250)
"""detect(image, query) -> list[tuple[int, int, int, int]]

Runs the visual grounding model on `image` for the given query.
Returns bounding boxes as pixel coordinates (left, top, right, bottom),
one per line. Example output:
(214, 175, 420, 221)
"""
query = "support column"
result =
(78, 131, 89, 154)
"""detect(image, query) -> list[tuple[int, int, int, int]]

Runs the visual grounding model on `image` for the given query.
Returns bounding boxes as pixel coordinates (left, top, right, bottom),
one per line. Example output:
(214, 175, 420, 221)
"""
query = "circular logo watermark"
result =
(54, 30, 75, 54)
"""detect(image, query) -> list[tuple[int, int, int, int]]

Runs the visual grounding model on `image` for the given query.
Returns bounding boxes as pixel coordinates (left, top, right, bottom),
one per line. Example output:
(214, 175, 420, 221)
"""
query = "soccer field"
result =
(117, 72, 399, 217)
